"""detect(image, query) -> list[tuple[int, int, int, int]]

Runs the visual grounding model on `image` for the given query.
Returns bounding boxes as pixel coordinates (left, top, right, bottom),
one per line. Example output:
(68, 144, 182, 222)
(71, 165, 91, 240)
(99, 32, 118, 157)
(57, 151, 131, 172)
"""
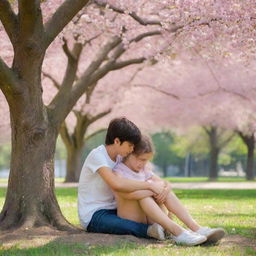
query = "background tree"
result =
(151, 132, 184, 177)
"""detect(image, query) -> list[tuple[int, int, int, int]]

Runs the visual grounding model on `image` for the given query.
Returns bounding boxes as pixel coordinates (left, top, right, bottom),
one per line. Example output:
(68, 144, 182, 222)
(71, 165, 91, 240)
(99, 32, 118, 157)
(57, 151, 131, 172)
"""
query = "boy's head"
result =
(105, 117, 141, 157)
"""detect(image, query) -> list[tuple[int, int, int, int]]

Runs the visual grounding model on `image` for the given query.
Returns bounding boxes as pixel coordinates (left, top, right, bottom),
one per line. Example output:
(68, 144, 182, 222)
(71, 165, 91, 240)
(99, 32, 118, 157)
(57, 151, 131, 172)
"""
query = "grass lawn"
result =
(165, 177, 256, 182)
(0, 187, 255, 255)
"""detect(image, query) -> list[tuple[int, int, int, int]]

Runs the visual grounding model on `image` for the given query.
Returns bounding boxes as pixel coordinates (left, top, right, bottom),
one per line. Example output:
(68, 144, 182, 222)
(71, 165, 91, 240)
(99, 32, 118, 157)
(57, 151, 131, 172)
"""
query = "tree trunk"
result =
(0, 39, 78, 231)
(65, 145, 84, 182)
(0, 112, 76, 230)
(208, 127, 219, 181)
(238, 132, 255, 181)
(209, 148, 219, 181)
(246, 143, 255, 180)
(241, 134, 255, 181)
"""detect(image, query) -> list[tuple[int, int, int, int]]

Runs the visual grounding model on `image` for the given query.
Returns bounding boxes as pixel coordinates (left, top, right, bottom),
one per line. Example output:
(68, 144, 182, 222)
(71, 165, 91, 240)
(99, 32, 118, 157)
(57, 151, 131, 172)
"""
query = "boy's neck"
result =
(105, 144, 118, 162)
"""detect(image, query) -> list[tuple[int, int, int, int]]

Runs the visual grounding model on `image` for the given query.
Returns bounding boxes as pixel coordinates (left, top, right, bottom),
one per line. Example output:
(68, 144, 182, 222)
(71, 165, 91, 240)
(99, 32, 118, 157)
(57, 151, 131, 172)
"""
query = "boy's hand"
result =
(150, 181, 165, 195)
(154, 181, 171, 204)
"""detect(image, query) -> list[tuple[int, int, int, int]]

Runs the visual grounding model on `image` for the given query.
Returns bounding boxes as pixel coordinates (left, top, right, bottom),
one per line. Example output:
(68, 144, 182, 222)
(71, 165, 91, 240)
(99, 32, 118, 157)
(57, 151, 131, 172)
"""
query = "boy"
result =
(78, 117, 166, 239)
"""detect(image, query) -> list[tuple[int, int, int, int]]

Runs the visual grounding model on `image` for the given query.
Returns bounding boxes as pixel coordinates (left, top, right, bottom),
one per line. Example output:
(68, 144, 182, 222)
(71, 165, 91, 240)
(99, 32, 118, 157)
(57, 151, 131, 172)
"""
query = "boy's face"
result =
(114, 138, 134, 157)
(127, 152, 153, 172)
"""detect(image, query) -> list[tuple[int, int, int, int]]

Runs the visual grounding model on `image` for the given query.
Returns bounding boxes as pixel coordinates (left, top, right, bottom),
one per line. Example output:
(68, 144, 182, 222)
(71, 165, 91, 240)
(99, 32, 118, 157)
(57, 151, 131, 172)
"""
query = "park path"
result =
(2, 182, 256, 189)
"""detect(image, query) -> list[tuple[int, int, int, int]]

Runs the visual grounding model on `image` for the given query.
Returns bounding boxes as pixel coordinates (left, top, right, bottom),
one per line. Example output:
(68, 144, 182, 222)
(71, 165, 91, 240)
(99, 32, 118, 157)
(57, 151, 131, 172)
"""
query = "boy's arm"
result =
(98, 167, 164, 193)
(117, 190, 154, 200)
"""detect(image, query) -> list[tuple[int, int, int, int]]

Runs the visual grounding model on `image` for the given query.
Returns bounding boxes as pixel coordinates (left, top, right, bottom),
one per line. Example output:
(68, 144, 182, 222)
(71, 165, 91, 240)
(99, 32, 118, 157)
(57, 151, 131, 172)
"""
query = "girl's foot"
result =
(172, 230, 207, 246)
(195, 227, 225, 243)
(147, 223, 165, 240)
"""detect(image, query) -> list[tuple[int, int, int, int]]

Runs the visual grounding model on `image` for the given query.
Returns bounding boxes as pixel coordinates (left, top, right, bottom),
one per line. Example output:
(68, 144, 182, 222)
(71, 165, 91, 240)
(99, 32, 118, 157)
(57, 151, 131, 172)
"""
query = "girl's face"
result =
(126, 152, 153, 172)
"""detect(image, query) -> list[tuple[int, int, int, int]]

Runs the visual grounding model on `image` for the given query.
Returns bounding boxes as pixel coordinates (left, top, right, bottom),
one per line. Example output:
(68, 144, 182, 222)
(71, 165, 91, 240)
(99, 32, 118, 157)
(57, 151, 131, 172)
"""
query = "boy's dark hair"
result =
(133, 135, 155, 155)
(105, 117, 141, 145)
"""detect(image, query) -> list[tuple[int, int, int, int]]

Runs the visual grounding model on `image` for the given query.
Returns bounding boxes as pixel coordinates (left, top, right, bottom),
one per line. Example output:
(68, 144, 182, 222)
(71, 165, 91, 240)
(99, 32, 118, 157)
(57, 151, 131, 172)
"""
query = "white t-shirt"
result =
(78, 144, 122, 229)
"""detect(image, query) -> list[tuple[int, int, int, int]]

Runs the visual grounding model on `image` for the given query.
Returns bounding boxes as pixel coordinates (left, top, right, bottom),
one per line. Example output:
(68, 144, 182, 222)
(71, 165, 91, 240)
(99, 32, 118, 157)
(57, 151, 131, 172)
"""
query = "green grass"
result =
(1, 242, 256, 256)
(0, 188, 255, 255)
(165, 177, 256, 182)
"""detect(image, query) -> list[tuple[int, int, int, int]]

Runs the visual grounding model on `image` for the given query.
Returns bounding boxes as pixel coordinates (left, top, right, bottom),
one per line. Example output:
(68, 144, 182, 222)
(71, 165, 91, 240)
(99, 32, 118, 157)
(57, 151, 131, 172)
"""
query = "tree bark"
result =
(205, 126, 220, 181)
(0, 107, 75, 231)
(246, 143, 255, 180)
(209, 147, 219, 181)
(238, 132, 255, 181)
(0, 12, 78, 230)
(65, 144, 84, 182)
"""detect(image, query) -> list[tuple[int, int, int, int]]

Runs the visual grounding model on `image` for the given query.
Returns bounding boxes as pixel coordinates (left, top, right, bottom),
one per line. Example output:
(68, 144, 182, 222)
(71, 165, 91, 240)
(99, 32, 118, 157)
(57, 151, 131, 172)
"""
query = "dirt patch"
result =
(0, 227, 255, 251)
(220, 234, 256, 250)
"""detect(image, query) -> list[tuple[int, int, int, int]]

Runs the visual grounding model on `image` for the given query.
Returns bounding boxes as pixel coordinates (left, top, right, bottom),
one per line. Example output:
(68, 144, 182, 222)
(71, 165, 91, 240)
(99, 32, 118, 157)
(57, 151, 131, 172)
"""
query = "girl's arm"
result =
(117, 190, 154, 200)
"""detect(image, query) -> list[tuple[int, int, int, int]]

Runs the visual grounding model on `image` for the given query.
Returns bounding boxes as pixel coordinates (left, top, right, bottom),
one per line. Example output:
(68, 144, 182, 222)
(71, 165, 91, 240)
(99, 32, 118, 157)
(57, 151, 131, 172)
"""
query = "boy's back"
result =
(78, 144, 121, 229)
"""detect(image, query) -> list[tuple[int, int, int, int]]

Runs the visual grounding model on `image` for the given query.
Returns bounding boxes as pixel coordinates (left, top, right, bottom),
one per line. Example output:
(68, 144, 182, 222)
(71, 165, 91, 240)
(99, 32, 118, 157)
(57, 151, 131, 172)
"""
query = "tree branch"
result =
(44, 0, 90, 48)
(65, 31, 161, 120)
(87, 109, 111, 126)
(48, 41, 84, 125)
(18, 0, 43, 38)
(237, 131, 254, 147)
(93, 0, 162, 26)
(84, 128, 107, 142)
(219, 133, 235, 149)
(203, 126, 211, 136)
(59, 121, 73, 148)
(111, 58, 146, 71)
(0, 0, 18, 43)
(0, 57, 20, 95)
(48, 36, 121, 126)
(132, 83, 180, 100)
(42, 71, 61, 90)
(131, 30, 162, 43)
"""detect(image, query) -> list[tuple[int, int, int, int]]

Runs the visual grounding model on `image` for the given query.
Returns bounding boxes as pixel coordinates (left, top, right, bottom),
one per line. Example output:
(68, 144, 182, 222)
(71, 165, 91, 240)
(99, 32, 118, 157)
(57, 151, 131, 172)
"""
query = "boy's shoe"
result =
(195, 227, 225, 243)
(147, 223, 165, 240)
(172, 230, 207, 246)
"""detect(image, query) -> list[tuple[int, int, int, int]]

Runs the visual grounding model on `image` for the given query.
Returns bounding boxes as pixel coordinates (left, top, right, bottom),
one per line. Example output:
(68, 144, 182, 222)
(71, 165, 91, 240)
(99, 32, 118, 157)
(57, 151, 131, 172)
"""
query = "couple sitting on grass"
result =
(78, 117, 225, 246)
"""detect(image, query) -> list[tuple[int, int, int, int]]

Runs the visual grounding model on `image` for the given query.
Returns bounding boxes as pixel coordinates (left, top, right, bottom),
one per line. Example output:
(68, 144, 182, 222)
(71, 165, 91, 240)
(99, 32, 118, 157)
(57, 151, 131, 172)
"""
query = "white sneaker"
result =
(196, 227, 225, 243)
(172, 230, 207, 246)
(147, 223, 165, 240)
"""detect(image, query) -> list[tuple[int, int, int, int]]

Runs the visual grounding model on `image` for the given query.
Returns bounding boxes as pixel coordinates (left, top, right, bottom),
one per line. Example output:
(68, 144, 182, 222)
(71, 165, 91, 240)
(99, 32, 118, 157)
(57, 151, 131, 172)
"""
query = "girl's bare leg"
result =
(147, 204, 168, 224)
(139, 197, 184, 236)
(164, 190, 200, 232)
(115, 194, 148, 224)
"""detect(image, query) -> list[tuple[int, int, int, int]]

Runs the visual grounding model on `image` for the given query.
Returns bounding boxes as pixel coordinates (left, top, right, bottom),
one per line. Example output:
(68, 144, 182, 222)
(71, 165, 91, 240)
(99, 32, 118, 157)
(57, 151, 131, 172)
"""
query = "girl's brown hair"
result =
(133, 135, 155, 155)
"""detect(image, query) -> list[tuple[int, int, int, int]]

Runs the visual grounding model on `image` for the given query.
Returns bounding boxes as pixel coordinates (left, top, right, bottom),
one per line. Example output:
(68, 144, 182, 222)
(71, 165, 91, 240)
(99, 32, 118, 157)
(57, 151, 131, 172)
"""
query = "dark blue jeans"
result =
(87, 209, 150, 238)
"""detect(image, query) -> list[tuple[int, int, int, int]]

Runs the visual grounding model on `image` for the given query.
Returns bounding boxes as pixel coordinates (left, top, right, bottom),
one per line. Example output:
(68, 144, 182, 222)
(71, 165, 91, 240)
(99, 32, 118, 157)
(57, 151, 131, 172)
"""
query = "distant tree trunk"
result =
(204, 126, 234, 181)
(60, 112, 109, 183)
(238, 132, 255, 181)
(205, 126, 220, 181)
(209, 147, 220, 181)
(66, 144, 84, 182)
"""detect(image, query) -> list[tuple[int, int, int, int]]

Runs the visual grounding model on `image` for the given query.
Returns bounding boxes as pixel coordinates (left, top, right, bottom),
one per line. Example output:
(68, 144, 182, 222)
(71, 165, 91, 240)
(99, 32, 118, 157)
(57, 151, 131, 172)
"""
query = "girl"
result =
(113, 135, 225, 246)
